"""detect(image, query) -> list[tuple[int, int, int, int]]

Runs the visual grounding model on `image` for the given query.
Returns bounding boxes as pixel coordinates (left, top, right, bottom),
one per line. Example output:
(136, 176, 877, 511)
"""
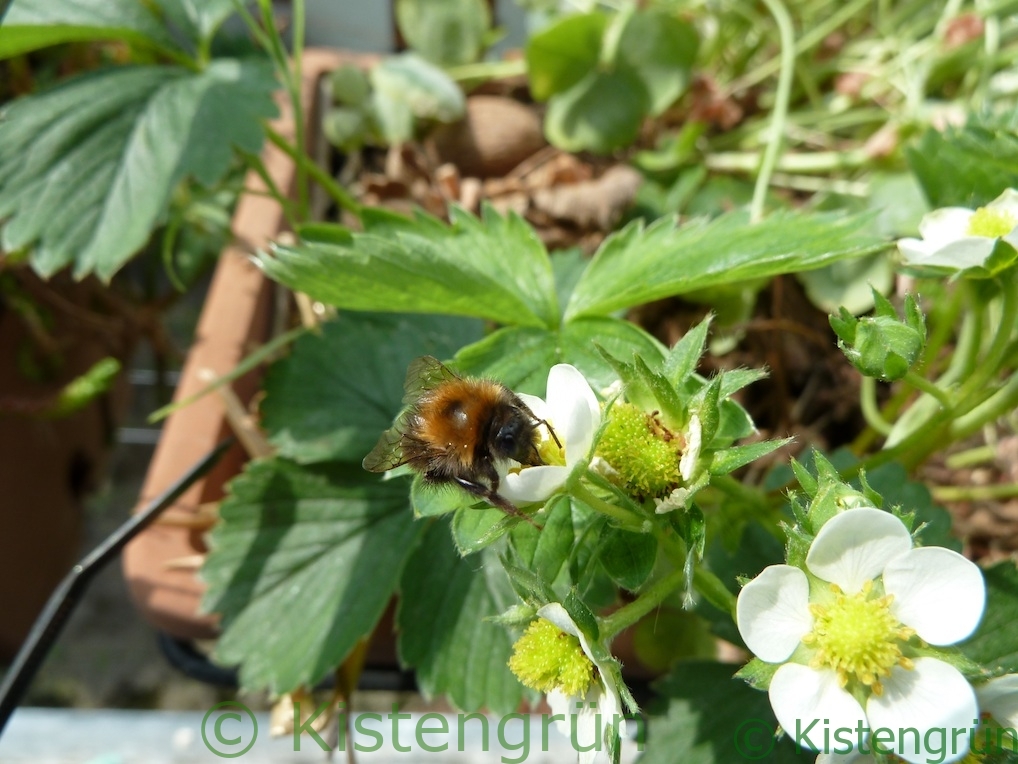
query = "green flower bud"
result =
(830, 290, 926, 381)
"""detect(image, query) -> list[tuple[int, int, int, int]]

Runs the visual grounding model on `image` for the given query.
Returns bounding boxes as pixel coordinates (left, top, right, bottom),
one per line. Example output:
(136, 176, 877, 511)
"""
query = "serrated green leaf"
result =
(616, 10, 697, 116)
(0, 0, 182, 58)
(260, 207, 558, 329)
(718, 368, 769, 398)
(201, 459, 422, 694)
(709, 438, 793, 476)
(0, 60, 277, 280)
(600, 527, 657, 591)
(412, 477, 471, 517)
(176, 0, 237, 43)
(663, 315, 712, 386)
(395, 0, 489, 66)
(451, 506, 514, 555)
(510, 494, 575, 587)
(525, 12, 606, 102)
(635, 354, 686, 425)
(565, 211, 887, 320)
(398, 522, 522, 714)
(906, 116, 1018, 209)
(453, 317, 666, 396)
(261, 312, 481, 464)
(544, 67, 649, 154)
(643, 661, 813, 763)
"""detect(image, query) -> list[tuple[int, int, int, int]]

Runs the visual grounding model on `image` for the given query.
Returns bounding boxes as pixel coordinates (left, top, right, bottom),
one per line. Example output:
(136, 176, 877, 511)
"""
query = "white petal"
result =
(1002, 228, 1018, 252)
(917, 207, 974, 242)
(882, 546, 985, 645)
(987, 187, 1018, 218)
(897, 236, 941, 264)
(806, 508, 912, 594)
(769, 664, 867, 753)
(518, 392, 551, 422)
(547, 687, 614, 764)
(736, 565, 813, 663)
(679, 414, 702, 481)
(866, 658, 976, 764)
(545, 364, 600, 466)
(546, 687, 577, 738)
(975, 674, 1018, 729)
(501, 464, 571, 503)
(538, 602, 584, 642)
(910, 237, 997, 269)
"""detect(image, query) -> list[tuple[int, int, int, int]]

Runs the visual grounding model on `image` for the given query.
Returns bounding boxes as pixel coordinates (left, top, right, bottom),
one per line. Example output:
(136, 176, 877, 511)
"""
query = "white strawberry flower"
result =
(501, 365, 600, 504)
(539, 604, 627, 764)
(897, 188, 1018, 270)
(508, 602, 627, 764)
(736, 507, 986, 764)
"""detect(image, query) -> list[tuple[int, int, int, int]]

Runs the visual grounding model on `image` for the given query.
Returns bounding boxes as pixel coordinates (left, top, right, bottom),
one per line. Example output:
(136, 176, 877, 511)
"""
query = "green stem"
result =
(290, 0, 308, 220)
(653, 525, 738, 618)
(266, 127, 363, 217)
(850, 408, 954, 475)
(239, 148, 299, 229)
(707, 149, 869, 175)
(727, 0, 871, 94)
(902, 371, 953, 409)
(933, 482, 1018, 502)
(600, 568, 686, 639)
(949, 371, 1018, 442)
(750, 0, 795, 223)
(860, 377, 894, 436)
(573, 483, 646, 529)
(920, 284, 965, 375)
(956, 273, 1018, 408)
(945, 444, 997, 469)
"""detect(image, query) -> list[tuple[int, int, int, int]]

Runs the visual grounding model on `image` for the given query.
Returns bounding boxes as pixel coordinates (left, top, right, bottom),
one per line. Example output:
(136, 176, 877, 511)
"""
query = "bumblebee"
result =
(362, 356, 559, 520)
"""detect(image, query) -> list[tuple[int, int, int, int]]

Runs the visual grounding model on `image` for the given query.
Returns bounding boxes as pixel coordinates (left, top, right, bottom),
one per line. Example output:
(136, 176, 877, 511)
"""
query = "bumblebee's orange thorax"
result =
(416, 379, 506, 466)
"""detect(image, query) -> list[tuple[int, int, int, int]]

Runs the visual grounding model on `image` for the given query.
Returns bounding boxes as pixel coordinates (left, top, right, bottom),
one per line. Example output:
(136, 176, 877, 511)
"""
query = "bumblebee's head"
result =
(490, 406, 542, 466)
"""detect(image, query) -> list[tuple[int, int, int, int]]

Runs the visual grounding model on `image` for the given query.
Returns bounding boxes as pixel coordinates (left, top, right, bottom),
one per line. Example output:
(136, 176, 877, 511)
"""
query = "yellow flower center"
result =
(537, 428, 566, 466)
(967, 206, 1016, 238)
(508, 618, 593, 697)
(595, 402, 682, 498)
(803, 582, 914, 694)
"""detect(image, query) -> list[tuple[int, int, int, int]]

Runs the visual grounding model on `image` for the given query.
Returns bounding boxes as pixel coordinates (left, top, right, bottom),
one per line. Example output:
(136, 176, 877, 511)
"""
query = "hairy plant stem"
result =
(600, 568, 686, 640)
(903, 371, 953, 409)
(573, 484, 646, 531)
(860, 377, 894, 436)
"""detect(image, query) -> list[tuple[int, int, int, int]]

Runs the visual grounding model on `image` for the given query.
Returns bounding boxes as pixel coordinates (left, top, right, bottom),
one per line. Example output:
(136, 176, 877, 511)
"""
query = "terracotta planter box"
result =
(122, 49, 364, 642)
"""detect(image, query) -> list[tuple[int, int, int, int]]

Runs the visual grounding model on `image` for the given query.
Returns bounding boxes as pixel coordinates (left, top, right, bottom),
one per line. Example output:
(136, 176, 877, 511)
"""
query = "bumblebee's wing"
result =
(362, 418, 409, 473)
(402, 355, 459, 404)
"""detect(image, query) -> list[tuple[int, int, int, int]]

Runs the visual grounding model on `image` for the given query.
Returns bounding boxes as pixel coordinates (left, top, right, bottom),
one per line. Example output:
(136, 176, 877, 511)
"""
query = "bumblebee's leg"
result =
(451, 473, 538, 528)
(535, 417, 562, 449)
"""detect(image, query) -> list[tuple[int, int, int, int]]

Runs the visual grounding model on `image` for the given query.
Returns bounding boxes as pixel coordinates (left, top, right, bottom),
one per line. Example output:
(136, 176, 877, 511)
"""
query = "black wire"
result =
(0, 438, 234, 735)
